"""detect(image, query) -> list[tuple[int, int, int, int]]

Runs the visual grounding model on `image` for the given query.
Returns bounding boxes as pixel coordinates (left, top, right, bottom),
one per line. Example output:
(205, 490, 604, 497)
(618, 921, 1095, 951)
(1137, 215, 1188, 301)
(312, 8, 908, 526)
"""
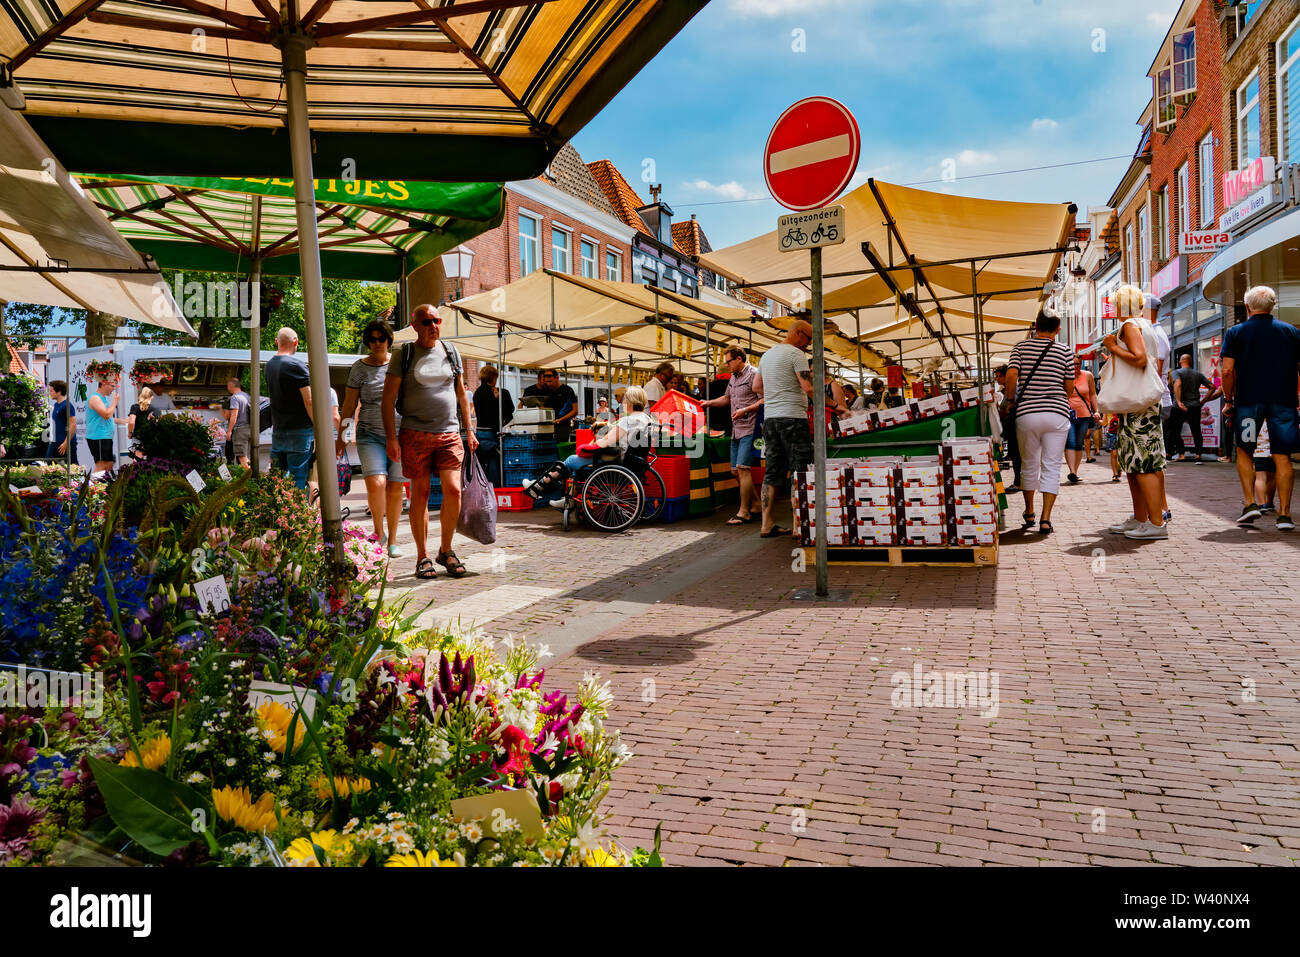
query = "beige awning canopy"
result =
(0, 104, 191, 332)
(399, 269, 877, 376)
(700, 179, 1074, 369)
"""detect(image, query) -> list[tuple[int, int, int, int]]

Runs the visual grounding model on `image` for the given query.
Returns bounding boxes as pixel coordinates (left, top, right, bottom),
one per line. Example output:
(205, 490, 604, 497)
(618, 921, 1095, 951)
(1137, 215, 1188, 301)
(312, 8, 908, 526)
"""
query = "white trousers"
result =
(1016, 412, 1070, 495)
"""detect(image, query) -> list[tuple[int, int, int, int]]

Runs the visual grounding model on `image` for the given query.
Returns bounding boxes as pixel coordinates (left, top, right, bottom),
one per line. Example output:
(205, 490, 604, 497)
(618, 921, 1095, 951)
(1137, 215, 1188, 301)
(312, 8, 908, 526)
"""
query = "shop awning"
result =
(0, 103, 191, 333)
(4, 0, 707, 182)
(78, 174, 506, 281)
(1201, 205, 1300, 313)
(700, 178, 1073, 368)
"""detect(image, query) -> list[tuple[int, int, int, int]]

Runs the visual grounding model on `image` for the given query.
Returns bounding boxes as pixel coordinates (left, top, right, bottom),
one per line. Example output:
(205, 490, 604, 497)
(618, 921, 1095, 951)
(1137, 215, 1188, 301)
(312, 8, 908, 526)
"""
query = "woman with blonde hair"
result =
(1104, 284, 1168, 540)
(127, 386, 156, 439)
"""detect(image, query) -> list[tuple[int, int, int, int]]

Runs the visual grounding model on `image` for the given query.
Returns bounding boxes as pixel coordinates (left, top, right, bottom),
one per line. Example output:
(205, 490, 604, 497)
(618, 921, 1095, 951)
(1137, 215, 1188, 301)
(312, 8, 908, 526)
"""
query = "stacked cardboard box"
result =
(794, 438, 999, 548)
(836, 383, 995, 438)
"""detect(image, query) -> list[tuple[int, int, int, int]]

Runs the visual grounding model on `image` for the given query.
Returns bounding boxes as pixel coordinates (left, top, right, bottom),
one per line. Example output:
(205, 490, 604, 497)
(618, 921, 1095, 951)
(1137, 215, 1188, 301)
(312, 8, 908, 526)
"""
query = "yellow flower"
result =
(284, 830, 352, 867)
(311, 775, 373, 801)
(119, 735, 171, 771)
(256, 701, 304, 754)
(584, 844, 629, 867)
(385, 848, 460, 867)
(212, 785, 279, 832)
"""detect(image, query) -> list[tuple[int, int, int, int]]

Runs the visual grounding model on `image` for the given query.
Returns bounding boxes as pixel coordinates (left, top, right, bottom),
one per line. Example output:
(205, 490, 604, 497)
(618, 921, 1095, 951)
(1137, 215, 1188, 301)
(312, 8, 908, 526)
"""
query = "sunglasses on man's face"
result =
(417, 316, 441, 327)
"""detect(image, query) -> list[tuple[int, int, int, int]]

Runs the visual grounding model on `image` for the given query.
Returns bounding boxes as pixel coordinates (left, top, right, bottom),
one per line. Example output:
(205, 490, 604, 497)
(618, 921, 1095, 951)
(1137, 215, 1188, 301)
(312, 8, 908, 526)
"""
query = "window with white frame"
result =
(1172, 29, 1196, 96)
(605, 250, 621, 282)
(1137, 205, 1149, 287)
(1198, 133, 1215, 226)
(1176, 163, 1189, 242)
(1279, 16, 1300, 163)
(714, 272, 727, 292)
(580, 238, 597, 278)
(1153, 187, 1168, 261)
(1125, 223, 1135, 283)
(1156, 67, 1175, 131)
(551, 227, 571, 272)
(1238, 72, 1261, 166)
(518, 212, 540, 276)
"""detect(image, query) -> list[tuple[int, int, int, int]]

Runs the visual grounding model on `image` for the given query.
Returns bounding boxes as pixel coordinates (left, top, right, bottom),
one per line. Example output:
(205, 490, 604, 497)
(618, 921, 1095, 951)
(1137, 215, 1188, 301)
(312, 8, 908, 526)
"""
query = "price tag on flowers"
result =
(218, 462, 232, 482)
(186, 469, 206, 492)
(195, 574, 231, 615)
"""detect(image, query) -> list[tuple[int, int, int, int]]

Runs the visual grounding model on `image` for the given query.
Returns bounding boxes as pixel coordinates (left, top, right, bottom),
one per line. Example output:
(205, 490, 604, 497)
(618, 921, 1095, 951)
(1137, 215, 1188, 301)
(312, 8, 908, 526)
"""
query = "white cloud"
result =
(682, 179, 764, 200)
(955, 149, 996, 168)
(725, 0, 856, 17)
(1031, 117, 1058, 131)
(1146, 10, 1176, 30)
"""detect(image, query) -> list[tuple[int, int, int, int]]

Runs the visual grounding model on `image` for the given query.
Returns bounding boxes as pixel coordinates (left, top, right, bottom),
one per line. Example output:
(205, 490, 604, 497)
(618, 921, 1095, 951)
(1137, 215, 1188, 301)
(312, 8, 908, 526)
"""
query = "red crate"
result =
(495, 487, 534, 511)
(654, 453, 691, 499)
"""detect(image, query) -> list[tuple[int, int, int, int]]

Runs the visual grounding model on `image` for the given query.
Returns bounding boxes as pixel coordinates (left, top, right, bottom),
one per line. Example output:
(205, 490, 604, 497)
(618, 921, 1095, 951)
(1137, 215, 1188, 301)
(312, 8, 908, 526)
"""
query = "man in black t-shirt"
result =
(1170, 355, 1218, 462)
(265, 327, 315, 487)
(524, 369, 578, 443)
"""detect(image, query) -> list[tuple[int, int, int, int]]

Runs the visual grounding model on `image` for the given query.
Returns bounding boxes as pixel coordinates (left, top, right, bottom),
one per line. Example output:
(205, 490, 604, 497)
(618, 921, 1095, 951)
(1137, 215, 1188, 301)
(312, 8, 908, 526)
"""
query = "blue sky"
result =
(572, 0, 1180, 249)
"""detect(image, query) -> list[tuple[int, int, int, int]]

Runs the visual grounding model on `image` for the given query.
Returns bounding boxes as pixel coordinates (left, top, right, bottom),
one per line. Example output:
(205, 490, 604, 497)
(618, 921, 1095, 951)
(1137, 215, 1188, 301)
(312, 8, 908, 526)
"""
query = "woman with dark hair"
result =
(472, 364, 514, 485)
(1004, 307, 1075, 534)
(338, 318, 405, 556)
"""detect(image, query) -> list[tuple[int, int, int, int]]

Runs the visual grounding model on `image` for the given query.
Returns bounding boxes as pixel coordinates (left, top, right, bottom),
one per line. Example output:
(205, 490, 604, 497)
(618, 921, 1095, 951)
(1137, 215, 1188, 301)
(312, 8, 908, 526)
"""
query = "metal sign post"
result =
(810, 244, 829, 597)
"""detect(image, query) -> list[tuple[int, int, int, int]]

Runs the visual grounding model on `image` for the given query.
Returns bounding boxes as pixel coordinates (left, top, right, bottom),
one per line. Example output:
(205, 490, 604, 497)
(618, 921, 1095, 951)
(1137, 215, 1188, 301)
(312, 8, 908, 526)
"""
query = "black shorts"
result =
(86, 438, 114, 463)
(762, 417, 812, 489)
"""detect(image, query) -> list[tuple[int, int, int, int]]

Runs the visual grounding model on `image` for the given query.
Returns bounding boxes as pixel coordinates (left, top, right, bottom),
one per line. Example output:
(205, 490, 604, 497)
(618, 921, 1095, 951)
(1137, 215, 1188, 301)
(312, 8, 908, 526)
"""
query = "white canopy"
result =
(0, 104, 191, 334)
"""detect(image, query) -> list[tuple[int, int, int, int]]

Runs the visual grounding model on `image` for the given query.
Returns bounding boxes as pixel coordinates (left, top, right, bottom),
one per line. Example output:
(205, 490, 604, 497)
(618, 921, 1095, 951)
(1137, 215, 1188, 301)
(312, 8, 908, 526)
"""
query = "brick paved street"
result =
(360, 458, 1300, 866)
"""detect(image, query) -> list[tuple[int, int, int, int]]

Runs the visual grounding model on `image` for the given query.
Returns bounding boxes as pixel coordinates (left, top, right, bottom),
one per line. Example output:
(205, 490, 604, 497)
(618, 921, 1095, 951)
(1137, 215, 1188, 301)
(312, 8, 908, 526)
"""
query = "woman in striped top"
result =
(1005, 308, 1076, 534)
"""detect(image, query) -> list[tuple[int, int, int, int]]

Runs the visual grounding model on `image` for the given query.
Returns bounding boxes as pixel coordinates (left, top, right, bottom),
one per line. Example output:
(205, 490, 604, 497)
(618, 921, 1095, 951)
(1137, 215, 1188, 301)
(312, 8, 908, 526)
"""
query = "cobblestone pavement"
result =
(352, 458, 1300, 866)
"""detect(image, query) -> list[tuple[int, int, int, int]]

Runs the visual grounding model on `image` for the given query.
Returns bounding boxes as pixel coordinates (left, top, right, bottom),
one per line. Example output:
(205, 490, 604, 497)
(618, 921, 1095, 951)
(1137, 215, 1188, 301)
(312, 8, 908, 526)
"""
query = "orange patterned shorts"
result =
(398, 428, 463, 479)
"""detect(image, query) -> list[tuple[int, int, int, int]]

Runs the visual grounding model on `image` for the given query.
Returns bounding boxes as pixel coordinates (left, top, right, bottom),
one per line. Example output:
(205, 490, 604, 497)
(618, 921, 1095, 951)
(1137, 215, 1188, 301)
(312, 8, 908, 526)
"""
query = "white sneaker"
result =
(1124, 521, 1169, 540)
(1108, 515, 1140, 534)
(387, 543, 404, 558)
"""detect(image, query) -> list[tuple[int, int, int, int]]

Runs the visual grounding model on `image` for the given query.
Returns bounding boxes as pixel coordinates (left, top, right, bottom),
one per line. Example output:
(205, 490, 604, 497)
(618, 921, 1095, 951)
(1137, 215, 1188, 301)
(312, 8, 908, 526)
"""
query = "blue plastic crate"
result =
(503, 465, 546, 487)
(501, 433, 557, 452)
(660, 496, 690, 523)
(503, 449, 559, 468)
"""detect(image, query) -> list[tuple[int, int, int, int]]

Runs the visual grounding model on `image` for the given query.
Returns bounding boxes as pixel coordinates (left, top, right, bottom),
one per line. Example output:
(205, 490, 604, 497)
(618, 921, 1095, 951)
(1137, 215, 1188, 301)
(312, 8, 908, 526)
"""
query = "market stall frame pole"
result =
(281, 30, 344, 567)
(811, 245, 829, 598)
(248, 194, 262, 478)
(605, 325, 613, 414)
(496, 322, 504, 487)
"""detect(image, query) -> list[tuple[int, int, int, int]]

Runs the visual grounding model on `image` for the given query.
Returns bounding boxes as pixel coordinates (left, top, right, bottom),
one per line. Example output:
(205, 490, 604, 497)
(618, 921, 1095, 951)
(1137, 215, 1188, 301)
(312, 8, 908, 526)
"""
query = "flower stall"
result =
(0, 452, 655, 868)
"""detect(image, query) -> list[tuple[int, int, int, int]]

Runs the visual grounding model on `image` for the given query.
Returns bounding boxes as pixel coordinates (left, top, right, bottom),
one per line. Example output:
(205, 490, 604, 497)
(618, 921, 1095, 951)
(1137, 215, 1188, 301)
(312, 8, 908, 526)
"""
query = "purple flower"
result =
(0, 796, 45, 864)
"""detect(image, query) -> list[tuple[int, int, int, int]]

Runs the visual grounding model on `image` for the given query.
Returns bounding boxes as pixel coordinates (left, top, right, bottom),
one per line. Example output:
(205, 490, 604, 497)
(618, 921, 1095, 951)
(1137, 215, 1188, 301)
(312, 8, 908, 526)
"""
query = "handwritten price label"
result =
(186, 470, 206, 492)
(218, 462, 232, 482)
(246, 680, 318, 721)
(194, 574, 231, 615)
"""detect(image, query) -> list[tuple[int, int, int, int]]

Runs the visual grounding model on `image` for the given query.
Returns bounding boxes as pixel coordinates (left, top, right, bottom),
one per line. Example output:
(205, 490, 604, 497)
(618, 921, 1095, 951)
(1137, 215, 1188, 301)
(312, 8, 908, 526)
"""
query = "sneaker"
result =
(547, 496, 572, 509)
(387, 543, 405, 558)
(1278, 514, 1296, 531)
(1125, 521, 1169, 540)
(1237, 503, 1263, 526)
(1259, 503, 1275, 514)
(1162, 510, 1172, 524)
(1193, 458, 1204, 464)
(1108, 515, 1141, 534)
(1066, 473, 1079, 484)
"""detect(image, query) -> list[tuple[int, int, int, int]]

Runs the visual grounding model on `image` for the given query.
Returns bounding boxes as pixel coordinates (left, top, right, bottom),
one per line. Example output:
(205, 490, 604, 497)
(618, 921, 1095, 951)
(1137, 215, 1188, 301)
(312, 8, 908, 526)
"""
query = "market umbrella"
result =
(2, 0, 705, 559)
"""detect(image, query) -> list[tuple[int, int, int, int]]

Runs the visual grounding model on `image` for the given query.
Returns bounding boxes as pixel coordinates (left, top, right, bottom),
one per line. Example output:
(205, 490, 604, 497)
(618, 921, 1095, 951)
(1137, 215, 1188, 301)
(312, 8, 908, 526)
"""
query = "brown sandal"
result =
(415, 557, 437, 579)
(436, 550, 467, 578)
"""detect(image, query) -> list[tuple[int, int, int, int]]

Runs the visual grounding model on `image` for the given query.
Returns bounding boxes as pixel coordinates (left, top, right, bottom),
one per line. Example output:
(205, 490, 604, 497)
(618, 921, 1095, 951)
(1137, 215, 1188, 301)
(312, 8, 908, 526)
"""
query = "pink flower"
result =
(0, 796, 46, 864)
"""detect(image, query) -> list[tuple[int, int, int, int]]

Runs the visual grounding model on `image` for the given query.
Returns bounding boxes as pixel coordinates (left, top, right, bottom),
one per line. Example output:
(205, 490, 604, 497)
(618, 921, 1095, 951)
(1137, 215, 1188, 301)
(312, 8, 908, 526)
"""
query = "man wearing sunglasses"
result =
(382, 304, 478, 579)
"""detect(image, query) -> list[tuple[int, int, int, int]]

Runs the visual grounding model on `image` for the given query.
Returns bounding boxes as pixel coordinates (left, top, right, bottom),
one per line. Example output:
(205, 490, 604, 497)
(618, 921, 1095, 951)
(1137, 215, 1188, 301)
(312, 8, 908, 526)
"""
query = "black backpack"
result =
(394, 339, 462, 422)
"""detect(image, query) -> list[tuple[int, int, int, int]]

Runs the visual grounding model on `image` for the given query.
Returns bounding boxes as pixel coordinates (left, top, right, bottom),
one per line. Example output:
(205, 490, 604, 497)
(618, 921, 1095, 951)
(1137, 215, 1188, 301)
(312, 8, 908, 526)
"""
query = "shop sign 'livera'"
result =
(1222, 157, 1275, 208)
(1179, 228, 1231, 255)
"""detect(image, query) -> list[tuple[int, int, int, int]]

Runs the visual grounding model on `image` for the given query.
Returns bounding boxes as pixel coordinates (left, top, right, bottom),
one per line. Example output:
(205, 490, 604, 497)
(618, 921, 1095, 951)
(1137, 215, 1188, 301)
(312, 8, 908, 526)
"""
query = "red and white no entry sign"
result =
(764, 96, 861, 212)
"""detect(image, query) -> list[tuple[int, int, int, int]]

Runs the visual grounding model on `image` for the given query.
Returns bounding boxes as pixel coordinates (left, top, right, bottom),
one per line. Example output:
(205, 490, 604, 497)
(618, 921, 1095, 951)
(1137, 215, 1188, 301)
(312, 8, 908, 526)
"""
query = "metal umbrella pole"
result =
(248, 195, 263, 477)
(281, 31, 344, 566)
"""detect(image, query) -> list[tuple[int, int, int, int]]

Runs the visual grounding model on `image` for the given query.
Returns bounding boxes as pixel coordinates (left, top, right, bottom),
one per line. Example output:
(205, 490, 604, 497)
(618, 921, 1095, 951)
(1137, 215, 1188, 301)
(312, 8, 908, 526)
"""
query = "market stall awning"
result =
(700, 178, 1073, 368)
(4, 0, 707, 181)
(78, 174, 506, 281)
(0, 103, 191, 332)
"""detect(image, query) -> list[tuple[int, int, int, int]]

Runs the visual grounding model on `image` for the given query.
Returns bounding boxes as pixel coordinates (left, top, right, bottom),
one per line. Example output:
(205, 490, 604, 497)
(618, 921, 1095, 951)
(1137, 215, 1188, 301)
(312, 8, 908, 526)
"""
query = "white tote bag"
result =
(1096, 318, 1165, 414)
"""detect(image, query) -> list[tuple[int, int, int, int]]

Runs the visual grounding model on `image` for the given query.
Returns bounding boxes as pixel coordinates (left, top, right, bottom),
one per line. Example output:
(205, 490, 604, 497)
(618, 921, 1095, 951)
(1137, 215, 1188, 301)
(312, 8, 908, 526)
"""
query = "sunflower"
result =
(284, 830, 353, 867)
(256, 701, 304, 754)
(385, 848, 460, 867)
(212, 785, 278, 832)
(584, 844, 629, 867)
(119, 735, 171, 771)
(311, 775, 373, 801)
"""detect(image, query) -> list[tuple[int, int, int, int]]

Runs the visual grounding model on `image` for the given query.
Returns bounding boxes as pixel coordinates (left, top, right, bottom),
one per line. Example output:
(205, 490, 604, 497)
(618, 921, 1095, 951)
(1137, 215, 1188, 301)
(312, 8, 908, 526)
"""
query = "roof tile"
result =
(586, 160, 653, 236)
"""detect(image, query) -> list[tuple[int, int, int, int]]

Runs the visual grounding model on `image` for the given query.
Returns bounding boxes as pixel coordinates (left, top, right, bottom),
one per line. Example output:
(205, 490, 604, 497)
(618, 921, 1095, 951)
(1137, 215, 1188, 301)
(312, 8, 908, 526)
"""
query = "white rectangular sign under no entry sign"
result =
(778, 205, 845, 252)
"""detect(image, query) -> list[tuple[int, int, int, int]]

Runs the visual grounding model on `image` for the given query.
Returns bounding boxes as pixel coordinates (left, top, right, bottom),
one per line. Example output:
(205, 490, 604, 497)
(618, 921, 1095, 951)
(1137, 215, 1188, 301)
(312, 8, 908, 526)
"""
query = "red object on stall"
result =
(911, 382, 925, 399)
(495, 487, 534, 511)
(649, 390, 705, 436)
(886, 364, 906, 389)
(655, 454, 691, 499)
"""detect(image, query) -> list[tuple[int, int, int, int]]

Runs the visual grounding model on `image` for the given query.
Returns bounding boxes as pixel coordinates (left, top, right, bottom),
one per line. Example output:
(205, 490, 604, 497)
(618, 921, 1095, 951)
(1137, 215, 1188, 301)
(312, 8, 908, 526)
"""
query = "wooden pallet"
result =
(800, 542, 997, 567)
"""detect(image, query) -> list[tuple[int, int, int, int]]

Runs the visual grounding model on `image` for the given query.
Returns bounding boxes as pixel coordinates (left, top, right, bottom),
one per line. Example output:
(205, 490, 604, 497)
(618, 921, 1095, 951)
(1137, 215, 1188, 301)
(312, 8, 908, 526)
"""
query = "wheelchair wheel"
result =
(562, 505, 571, 532)
(579, 464, 643, 533)
(639, 466, 665, 524)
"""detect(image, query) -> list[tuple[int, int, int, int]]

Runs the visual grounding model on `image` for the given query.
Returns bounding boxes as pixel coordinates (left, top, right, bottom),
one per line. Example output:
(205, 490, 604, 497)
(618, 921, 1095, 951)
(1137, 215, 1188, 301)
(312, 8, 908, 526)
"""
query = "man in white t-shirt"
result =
(753, 319, 814, 538)
(643, 363, 673, 404)
(1144, 293, 1174, 523)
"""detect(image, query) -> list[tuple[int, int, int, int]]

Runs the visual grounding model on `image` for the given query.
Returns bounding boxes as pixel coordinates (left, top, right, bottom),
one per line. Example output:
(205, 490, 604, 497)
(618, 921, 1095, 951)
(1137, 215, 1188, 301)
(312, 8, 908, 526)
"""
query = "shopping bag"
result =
(1096, 318, 1165, 414)
(337, 457, 353, 497)
(457, 449, 498, 545)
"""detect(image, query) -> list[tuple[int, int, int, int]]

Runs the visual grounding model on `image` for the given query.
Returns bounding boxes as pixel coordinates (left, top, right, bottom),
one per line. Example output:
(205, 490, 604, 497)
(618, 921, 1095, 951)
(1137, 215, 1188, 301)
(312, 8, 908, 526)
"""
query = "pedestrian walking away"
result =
(1220, 285, 1300, 531)
(1006, 307, 1075, 534)
(753, 318, 814, 539)
(1064, 354, 1097, 484)
(383, 304, 479, 579)
(265, 327, 316, 489)
(340, 318, 406, 557)
(225, 378, 252, 469)
(1170, 354, 1218, 462)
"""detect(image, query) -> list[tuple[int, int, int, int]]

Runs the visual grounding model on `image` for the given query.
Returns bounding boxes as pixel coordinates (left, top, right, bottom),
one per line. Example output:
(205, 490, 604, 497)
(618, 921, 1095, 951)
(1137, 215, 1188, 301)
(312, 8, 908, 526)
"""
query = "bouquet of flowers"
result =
(74, 359, 123, 384)
(0, 372, 49, 450)
(129, 360, 172, 388)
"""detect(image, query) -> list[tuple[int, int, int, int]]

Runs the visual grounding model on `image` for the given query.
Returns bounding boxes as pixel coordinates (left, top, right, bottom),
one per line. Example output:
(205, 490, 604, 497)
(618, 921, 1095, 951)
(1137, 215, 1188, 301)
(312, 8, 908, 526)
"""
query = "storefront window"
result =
(1173, 300, 1195, 334)
(1279, 16, 1300, 163)
(1238, 73, 1261, 166)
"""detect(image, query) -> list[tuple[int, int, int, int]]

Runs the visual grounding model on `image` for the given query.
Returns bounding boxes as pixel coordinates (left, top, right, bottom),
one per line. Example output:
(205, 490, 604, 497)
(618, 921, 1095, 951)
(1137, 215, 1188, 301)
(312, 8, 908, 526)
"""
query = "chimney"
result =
(637, 184, 674, 246)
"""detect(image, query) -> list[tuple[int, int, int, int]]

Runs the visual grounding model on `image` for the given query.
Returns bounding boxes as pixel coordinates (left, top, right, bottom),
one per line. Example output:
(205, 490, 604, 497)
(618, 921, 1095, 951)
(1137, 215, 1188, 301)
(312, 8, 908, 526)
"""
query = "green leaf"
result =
(86, 755, 210, 858)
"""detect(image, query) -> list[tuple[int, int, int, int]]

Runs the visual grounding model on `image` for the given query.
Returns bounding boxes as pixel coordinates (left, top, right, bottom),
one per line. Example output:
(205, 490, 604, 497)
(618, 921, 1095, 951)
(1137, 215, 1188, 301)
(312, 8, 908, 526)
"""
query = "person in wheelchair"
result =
(525, 385, 655, 507)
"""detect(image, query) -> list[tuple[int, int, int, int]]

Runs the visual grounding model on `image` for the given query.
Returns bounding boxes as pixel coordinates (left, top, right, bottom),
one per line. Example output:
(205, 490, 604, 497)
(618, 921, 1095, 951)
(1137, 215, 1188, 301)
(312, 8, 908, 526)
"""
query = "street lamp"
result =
(441, 244, 476, 301)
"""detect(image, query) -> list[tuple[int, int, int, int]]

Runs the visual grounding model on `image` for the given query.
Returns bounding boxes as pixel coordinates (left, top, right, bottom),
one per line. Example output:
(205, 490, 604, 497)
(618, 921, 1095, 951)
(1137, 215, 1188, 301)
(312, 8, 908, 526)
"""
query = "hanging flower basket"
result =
(130, 359, 172, 387)
(75, 359, 123, 384)
(0, 371, 48, 449)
